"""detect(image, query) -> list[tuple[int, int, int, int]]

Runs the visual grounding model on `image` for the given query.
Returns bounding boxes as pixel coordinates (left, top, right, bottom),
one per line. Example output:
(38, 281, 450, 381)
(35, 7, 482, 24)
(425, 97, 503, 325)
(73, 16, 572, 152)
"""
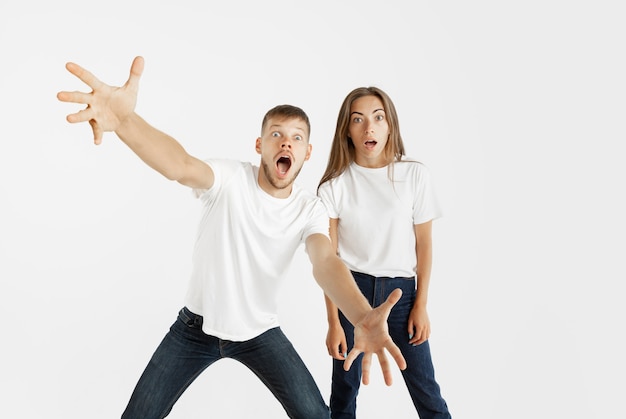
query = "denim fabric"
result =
(122, 308, 330, 419)
(330, 272, 451, 419)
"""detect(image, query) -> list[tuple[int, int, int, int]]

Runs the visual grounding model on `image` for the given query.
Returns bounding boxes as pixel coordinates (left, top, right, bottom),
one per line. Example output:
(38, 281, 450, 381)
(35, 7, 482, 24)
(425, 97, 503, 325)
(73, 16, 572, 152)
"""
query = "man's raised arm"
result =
(57, 56, 212, 190)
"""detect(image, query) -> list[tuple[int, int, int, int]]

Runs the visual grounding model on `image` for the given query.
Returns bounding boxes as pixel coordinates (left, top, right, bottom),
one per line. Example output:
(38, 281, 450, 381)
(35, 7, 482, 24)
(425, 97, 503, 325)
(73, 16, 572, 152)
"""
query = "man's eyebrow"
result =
(268, 124, 306, 134)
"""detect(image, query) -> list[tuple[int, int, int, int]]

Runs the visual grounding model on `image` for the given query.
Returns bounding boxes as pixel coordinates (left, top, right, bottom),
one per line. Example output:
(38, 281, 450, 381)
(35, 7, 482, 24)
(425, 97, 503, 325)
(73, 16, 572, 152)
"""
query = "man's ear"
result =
(255, 137, 262, 154)
(304, 143, 312, 161)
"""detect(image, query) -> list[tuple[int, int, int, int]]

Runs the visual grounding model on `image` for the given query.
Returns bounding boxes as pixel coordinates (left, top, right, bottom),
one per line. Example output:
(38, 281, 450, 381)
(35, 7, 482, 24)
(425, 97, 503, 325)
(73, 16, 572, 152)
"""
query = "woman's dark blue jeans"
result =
(122, 308, 330, 419)
(330, 272, 451, 419)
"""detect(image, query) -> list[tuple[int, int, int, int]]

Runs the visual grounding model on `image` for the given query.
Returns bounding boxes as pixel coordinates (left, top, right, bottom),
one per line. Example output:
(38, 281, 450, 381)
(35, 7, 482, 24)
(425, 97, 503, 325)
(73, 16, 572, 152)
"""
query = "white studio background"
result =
(1, 1, 624, 418)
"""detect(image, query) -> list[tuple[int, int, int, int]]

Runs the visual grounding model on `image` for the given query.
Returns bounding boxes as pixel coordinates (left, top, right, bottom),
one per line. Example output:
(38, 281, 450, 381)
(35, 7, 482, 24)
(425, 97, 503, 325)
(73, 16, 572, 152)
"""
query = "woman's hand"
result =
(408, 303, 431, 346)
(326, 322, 348, 361)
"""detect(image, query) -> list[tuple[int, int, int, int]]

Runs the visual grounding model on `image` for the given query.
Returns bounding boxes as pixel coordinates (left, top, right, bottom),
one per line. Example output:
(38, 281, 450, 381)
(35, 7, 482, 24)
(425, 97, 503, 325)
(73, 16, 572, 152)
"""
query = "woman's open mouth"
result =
(364, 140, 378, 150)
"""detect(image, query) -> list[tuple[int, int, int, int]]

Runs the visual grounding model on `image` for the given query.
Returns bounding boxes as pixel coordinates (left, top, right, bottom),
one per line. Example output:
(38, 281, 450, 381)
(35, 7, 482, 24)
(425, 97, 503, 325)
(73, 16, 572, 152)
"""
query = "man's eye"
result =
(295, 135, 303, 141)
(272, 132, 280, 137)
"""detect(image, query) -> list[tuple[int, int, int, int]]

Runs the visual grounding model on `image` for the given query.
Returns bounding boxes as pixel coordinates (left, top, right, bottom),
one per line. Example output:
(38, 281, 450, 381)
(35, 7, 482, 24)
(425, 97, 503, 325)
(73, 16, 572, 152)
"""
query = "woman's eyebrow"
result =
(350, 108, 384, 116)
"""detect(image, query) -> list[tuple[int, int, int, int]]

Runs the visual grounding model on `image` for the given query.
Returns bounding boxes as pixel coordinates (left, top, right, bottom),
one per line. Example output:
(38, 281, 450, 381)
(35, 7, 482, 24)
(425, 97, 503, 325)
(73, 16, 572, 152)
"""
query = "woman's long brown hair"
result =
(317, 87, 406, 191)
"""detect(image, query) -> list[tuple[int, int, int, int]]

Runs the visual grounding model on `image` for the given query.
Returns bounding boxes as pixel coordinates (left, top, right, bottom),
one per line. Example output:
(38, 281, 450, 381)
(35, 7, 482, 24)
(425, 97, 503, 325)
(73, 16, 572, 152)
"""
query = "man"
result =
(57, 56, 406, 418)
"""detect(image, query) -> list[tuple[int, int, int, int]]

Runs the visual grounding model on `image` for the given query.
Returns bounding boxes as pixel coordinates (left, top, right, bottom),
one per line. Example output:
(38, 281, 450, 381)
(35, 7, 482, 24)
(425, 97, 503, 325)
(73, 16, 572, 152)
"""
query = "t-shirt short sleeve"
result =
(317, 182, 339, 219)
(302, 197, 331, 241)
(192, 159, 242, 201)
(412, 163, 443, 225)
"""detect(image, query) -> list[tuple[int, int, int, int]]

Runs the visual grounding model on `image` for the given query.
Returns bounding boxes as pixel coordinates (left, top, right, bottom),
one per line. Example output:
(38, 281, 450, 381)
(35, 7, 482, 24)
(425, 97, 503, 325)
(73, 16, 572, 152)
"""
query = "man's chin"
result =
(268, 176, 294, 190)
(261, 162, 303, 192)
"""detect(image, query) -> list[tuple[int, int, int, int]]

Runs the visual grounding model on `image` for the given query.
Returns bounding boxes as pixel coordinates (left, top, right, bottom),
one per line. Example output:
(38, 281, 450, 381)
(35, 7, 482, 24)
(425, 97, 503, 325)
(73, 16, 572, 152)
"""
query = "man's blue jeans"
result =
(330, 272, 451, 419)
(122, 308, 330, 419)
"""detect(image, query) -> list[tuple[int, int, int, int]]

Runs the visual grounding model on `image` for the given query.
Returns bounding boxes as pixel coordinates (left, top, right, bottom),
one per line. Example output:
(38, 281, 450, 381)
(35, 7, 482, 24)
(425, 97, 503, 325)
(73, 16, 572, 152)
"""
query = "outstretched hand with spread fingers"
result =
(344, 288, 407, 386)
(57, 56, 144, 145)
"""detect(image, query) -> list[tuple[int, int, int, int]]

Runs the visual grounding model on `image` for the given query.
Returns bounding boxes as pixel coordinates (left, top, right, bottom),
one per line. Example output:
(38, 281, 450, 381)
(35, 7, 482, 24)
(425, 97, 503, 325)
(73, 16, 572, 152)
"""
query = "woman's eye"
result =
(353, 117, 362, 123)
(375, 114, 384, 121)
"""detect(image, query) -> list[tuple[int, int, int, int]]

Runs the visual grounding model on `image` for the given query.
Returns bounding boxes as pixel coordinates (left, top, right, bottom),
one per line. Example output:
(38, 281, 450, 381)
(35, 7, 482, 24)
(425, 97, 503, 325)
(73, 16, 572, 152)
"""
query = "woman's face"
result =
(348, 95, 390, 168)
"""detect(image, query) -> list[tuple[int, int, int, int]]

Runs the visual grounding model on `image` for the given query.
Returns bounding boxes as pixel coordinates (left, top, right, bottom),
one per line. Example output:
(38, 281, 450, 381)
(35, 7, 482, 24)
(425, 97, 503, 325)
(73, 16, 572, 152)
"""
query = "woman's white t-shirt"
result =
(185, 159, 329, 341)
(317, 160, 442, 278)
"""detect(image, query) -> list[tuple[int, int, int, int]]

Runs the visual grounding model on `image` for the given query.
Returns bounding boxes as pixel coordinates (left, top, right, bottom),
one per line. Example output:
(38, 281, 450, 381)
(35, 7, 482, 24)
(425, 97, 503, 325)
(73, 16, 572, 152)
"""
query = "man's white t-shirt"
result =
(317, 160, 442, 279)
(185, 159, 329, 341)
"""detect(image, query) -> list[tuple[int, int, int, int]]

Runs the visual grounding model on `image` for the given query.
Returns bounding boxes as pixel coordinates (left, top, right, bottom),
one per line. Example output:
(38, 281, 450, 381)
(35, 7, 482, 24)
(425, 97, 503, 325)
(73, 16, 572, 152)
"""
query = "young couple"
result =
(58, 56, 451, 419)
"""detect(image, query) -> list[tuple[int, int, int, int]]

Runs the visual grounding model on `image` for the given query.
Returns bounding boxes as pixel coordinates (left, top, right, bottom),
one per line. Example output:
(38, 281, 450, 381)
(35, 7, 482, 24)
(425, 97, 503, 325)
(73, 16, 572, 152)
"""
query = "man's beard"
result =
(261, 161, 302, 191)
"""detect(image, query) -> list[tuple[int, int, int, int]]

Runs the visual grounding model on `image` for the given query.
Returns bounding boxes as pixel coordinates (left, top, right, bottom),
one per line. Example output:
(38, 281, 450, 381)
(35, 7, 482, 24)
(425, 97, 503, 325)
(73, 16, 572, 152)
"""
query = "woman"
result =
(317, 87, 451, 418)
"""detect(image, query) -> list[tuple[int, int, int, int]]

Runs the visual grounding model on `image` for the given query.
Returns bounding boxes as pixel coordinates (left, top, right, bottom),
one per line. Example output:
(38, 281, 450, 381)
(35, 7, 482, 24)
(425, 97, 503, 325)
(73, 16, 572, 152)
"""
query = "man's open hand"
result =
(344, 288, 407, 386)
(57, 56, 144, 144)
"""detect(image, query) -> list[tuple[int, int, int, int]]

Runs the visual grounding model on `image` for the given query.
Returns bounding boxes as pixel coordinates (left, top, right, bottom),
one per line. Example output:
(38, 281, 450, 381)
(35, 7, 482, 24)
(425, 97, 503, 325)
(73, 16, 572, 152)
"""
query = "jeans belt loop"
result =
(179, 308, 194, 326)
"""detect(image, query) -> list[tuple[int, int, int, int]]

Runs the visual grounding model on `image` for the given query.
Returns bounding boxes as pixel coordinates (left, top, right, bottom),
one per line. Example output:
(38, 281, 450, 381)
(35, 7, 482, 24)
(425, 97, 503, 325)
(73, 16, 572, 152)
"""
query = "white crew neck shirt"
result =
(185, 159, 329, 341)
(318, 159, 442, 278)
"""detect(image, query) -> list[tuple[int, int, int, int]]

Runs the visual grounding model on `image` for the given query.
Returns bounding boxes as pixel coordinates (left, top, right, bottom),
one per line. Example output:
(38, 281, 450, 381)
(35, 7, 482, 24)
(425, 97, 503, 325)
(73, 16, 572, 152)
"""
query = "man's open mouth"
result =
(276, 156, 292, 175)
